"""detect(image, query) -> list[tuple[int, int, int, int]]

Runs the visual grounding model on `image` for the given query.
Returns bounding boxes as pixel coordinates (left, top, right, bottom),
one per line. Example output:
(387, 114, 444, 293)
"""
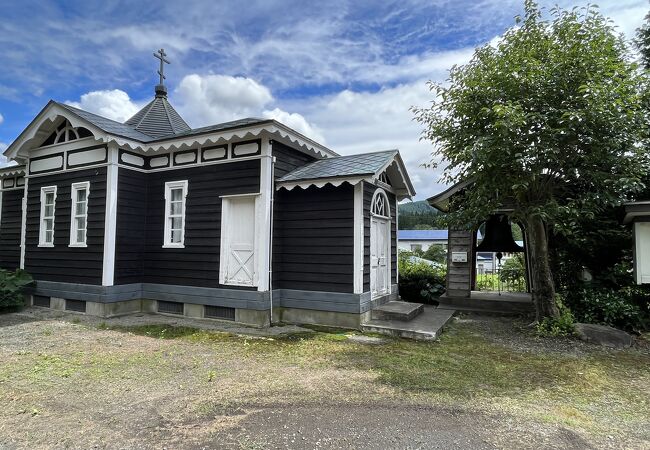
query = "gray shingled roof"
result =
(124, 96, 191, 138)
(58, 103, 156, 142)
(278, 150, 398, 182)
(164, 118, 270, 140)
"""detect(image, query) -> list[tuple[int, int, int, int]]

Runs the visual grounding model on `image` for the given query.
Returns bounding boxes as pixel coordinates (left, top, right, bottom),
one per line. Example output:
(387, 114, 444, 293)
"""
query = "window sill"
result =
(68, 243, 88, 248)
(162, 244, 185, 249)
(221, 280, 256, 288)
(38, 243, 54, 248)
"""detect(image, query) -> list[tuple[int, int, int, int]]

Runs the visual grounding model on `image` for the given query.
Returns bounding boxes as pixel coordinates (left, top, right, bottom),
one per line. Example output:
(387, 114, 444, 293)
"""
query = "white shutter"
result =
(221, 196, 257, 286)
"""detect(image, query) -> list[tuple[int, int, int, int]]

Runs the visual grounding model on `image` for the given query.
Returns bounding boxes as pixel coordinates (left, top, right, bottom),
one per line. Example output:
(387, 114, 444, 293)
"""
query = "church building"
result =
(0, 50, 414, 328)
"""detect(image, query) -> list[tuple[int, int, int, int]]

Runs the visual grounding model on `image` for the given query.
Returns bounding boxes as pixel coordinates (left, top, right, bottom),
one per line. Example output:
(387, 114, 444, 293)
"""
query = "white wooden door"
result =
(223, 197, 256, 286)
(370, 216, 390, 298)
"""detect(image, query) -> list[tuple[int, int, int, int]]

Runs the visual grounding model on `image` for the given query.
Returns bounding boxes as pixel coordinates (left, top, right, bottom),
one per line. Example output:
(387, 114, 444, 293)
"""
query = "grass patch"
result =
(91, 319, 649, 437)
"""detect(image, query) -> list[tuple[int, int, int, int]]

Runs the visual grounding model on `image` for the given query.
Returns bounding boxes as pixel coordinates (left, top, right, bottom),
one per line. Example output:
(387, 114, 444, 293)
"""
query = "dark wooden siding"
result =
(363, 182, 397, 292)
(273, 184, 354, 293)
(272, 141, 315, 179)
(24, 168, 107, 284)
(114, 168, 147, 284)
(0, 190, 24, 270)
(140, 159, 260, 287)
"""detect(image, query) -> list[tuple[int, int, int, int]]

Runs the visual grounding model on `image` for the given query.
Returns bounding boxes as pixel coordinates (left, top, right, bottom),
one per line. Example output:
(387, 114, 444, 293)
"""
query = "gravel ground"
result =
(0, 308, 647, 449)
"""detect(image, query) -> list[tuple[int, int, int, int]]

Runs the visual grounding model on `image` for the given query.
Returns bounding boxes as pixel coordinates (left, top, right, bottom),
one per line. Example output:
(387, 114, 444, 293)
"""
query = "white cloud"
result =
(173, 73, 325, 142)
(262, 108, 325, 143)
(175, 74, 273, 126)
(289, 80, 446, 200)
(0, 142, 17, 168)
(66, 89, 143, 123)
(0, 113, 3, 125)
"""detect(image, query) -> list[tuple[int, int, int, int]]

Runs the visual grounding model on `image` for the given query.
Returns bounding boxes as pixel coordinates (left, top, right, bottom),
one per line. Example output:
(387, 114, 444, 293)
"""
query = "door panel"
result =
(224, 197, 256, 286)
(370, 217, 390, 298)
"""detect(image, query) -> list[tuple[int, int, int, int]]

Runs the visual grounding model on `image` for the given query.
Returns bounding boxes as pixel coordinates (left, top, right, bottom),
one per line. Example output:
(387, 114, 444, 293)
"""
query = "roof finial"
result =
(153, 48, 170, 97)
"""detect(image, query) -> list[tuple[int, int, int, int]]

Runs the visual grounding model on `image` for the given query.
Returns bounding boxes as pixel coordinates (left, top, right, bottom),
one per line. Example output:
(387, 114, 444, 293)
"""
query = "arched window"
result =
(370, 188, 390, 218)
(40, 121, 93, 147)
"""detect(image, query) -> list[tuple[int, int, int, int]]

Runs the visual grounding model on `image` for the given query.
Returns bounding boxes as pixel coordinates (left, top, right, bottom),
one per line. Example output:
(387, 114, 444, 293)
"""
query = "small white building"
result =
(624, 202, 650, 284)
(397, 230, 448, 252)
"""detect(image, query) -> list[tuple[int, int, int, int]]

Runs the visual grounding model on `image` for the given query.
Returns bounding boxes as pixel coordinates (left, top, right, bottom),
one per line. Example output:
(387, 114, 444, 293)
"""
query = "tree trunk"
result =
(526, 214, 560, 321)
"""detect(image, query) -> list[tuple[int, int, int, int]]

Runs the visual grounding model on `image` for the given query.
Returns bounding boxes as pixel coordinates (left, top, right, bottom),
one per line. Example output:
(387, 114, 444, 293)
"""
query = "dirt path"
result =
(0, 308, 647, 449)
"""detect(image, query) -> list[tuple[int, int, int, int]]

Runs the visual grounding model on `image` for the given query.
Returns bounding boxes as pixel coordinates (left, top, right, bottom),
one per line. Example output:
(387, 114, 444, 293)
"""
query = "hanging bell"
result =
(476, 215, 524, 254)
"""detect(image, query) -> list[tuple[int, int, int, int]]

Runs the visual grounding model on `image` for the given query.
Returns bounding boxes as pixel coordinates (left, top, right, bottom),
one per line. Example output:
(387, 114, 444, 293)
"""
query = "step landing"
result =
(371, 301, 424, 321)
(362, 306, 455, 341)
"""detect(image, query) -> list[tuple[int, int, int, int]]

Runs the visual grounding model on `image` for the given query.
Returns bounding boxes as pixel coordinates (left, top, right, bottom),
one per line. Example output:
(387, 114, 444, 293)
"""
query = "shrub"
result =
(398, 252, 446, 304)
(536, 296, 575, 337)
(561, 260, 650, 333)
(564, 285, 649, 333)
(0, 269, 33, 312)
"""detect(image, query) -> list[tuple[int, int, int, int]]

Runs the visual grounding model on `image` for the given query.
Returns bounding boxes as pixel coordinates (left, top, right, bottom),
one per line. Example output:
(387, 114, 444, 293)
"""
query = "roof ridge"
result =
(160, 98, 176, 134)
(133, 98, 158, 129)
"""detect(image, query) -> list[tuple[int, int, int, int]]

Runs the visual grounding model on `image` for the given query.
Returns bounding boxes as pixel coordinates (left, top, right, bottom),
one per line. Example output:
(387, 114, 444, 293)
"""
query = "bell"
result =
(476, 215, 524, 254)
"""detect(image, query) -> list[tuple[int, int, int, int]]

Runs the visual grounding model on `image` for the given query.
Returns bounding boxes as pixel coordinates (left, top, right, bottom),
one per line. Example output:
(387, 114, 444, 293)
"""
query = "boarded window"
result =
(33, 295, 51, 308)
(204, 305, 235, 321)
(65, 299, 86, 312)
(157, 300, 184, 315)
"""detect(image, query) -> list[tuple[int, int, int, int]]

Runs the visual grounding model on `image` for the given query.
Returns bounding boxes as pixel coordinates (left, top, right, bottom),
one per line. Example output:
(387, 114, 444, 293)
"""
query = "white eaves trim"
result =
(276, 176, 368, 192)
(4, 102, 337, 162)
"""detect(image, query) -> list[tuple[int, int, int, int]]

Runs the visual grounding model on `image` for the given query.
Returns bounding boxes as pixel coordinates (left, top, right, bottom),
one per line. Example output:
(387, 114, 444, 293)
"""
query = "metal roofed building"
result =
(0, 50, 416, 330)
(397, 229, 449, 252)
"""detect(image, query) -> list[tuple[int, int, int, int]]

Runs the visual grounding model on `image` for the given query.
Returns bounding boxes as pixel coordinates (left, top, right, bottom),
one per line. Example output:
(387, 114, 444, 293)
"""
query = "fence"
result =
(475, 265, 527, 293)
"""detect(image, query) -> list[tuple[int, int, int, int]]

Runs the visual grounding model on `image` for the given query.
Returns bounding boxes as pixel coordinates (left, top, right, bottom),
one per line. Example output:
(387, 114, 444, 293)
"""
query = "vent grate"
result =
(204, 305, 236, 321)
(158, 301, 184, 315)
(65, 299, 86, 313)
(33, 295, 51, 308)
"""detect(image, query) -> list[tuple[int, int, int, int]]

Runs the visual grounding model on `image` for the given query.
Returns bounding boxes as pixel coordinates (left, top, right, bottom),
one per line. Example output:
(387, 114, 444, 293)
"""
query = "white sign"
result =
(452, 252, 468, 263)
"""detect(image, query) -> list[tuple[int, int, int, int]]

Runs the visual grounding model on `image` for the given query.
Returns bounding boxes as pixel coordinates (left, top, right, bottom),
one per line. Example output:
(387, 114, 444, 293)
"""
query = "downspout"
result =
(268, 155, 276, 326)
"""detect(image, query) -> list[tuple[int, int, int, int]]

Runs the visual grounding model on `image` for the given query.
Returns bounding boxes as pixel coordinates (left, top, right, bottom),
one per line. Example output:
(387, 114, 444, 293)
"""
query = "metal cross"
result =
(153, 48, 170, 85)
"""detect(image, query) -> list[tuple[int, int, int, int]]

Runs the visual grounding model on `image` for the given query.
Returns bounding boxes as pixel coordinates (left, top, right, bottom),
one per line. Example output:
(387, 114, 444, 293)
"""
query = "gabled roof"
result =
(124, 95, 191, 138)
(4, 101, 337, 161)
(279, 150, 398, 182)
(276, 149, 415, 200)
(427, 179, 472, 212)
(58, 102, 155, 142)
(397, 230, 448, 241)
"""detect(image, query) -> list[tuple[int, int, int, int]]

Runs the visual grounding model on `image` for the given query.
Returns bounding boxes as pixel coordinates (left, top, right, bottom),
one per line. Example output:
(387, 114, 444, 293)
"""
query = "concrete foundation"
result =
(85, 299, 143, 318)
(184, 303, 203, 319)
(50, 297, 66, 311)
(273, 307, 371, 329)
(236, 308, 270, 327)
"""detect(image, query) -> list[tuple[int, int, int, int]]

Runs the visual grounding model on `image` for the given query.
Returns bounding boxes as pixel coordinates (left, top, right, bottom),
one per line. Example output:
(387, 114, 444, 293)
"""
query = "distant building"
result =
(397, 230, 448, 252)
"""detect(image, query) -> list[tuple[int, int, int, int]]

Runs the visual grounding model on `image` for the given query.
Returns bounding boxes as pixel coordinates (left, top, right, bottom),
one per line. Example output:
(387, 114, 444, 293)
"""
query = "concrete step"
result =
(362, 306, 455, 341)
(437, 292, 534, 315)
(371, 301, 424, 321)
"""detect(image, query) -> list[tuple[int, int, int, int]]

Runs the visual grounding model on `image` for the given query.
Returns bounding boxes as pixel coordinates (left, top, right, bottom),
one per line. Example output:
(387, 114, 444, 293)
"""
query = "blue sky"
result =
(0, 0, 646, 199)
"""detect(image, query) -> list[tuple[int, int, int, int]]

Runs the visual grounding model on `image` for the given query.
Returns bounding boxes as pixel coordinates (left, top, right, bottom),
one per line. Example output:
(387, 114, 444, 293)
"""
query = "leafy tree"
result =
(414, 2, 649, 320)
(421, 245, 447, 264)
(636, 11, 650, 70)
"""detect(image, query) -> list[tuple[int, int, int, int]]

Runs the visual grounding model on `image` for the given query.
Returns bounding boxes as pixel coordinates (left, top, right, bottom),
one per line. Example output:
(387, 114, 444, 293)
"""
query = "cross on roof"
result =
(153, 48, 170, 85)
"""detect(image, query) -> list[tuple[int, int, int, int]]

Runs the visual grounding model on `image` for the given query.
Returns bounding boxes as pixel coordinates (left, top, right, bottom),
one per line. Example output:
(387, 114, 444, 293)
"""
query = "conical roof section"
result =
(124, 86, 191, 139)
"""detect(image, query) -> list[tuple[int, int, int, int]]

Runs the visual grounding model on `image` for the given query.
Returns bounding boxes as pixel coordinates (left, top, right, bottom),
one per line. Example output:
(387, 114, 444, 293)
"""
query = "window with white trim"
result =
(39, 186, 57, 247)
(70, 181, 90, 247)
(163, 180, 188, 248)
(371, 189, 390, 218)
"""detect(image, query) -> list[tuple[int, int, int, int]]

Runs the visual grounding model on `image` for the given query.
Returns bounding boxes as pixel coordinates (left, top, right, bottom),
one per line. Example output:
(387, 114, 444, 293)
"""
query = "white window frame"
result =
(39, 185, 57, 247)
(163, 180, 188, 248)
(69, 181, 90, 247)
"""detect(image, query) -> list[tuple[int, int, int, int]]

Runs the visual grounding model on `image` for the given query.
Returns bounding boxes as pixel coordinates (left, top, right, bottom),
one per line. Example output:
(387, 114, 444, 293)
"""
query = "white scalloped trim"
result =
(0, 166, 26, 177)
(276, 176, 366, 191)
